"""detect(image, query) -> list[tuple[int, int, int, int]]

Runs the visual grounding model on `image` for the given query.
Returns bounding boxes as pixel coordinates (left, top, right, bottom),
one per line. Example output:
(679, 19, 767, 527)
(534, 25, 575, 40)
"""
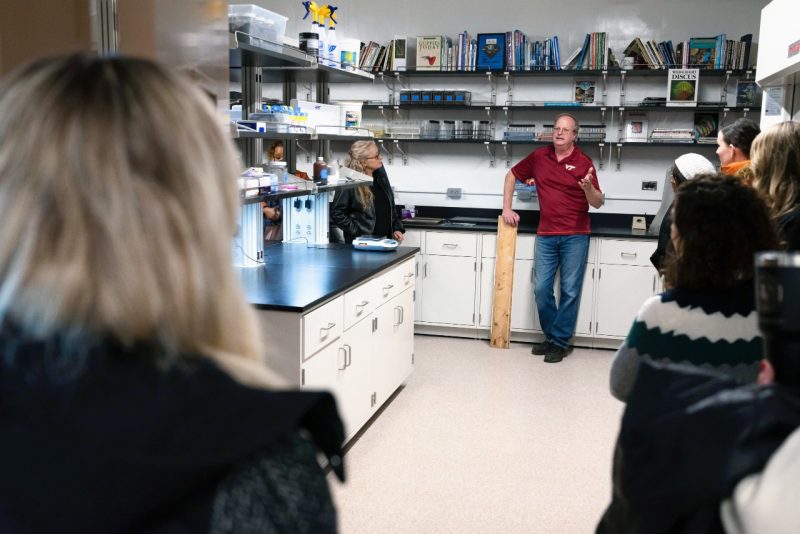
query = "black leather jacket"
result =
(330, 165, 404, 243)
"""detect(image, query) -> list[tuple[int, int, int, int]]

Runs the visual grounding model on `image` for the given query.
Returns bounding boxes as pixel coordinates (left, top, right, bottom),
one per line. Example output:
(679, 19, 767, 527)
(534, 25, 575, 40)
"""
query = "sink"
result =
(447, 216, 498, 225)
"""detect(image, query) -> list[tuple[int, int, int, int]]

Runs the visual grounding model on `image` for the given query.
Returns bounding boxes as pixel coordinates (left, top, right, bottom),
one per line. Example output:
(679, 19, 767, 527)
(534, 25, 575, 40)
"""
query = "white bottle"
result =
(327, 25, 338, 67)
(316, 22, 327, 65)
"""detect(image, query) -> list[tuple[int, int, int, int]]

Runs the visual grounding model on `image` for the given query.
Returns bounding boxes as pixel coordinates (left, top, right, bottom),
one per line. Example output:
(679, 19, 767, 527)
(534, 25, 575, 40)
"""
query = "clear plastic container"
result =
(421, 120, 440, 139)
(439, 120, 455, 140)
(229, 4, 288, 43)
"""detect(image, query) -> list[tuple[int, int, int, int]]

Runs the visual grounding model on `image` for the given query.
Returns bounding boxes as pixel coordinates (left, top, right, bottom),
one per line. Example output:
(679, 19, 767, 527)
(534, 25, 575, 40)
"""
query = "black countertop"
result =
(402, 208, 657, 240)
(237, 243, 420, 312)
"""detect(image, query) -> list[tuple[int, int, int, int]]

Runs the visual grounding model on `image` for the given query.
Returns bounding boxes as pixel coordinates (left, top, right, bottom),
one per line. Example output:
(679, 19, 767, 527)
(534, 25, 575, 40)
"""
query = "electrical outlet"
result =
(446, 188, 462, 200)
(642, 180, 657, 191)
(631, 216, 647, 231)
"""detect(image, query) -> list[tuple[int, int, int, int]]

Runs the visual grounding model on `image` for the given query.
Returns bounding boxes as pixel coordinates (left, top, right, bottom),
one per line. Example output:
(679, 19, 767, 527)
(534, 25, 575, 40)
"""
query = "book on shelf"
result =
(622, 38, 649, 69)
(736, 80, 760, 107)
(624, 112, 649, 142)
(688, 37, 718, 68)
(416, 36, 443, 70)
(693, 112, 719, 142)
(392, 36, 407, 70)
(476, 33, 506, 70)
(650, 128, 695, 142)
(574, 80, 596, 103)
(666, 68, 699, 107)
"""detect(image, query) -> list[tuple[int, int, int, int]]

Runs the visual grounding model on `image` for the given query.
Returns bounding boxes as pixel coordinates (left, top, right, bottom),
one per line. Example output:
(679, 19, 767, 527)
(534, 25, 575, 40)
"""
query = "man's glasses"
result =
(553, 127, 576, 134)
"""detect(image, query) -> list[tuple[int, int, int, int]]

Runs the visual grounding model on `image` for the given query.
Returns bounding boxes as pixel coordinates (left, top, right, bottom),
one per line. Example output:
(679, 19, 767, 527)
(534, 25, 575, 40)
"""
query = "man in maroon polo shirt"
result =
(502, 114, 603, 363)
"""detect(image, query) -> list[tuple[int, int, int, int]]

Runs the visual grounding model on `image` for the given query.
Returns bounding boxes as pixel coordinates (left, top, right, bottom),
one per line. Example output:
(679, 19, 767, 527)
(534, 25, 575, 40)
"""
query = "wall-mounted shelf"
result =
(229, 31, 374, 83)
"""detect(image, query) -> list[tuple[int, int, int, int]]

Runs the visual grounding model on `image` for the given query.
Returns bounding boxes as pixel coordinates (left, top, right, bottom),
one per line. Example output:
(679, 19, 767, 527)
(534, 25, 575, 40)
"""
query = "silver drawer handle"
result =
(356, 300, 369, 308)
(320, 322, 336, 331)
(620, 252, 637, 258)
(404, 272, 414, 279)
(443, 243, 459, 248)
(338, 346, 347, 371)
(383, 284, 394, 291)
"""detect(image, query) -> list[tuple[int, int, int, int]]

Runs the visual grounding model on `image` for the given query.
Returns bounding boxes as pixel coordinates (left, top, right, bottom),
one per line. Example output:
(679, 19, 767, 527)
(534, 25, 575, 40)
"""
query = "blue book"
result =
(575, 34, 590, 71)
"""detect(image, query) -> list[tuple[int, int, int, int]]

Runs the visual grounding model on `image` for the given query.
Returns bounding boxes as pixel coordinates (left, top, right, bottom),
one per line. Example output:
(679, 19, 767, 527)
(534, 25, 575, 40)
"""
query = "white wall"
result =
(253, 0, 769, 216)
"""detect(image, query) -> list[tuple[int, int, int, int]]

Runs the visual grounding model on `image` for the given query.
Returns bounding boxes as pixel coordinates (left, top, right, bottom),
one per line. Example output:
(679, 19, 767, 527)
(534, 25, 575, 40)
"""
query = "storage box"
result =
(229, 4, 287, 43)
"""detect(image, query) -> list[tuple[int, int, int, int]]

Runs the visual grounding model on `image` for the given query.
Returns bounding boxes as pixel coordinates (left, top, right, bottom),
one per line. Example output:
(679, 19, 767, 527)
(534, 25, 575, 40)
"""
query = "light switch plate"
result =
(631, 216, 646, 231)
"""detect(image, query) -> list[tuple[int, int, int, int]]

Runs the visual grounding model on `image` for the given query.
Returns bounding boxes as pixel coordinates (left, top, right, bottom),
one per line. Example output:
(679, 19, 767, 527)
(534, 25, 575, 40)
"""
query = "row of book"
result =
(358, 32, 754, 73)
(623, 34, 753, 70)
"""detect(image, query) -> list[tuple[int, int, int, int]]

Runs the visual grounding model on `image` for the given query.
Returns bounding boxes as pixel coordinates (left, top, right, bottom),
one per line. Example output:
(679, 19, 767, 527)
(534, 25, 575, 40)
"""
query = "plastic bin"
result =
(229, 4, 287, 43)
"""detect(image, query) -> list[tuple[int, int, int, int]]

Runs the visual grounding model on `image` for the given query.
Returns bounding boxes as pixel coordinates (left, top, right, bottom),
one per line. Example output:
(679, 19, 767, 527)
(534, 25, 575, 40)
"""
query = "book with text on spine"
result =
(666, 68, 699, 107)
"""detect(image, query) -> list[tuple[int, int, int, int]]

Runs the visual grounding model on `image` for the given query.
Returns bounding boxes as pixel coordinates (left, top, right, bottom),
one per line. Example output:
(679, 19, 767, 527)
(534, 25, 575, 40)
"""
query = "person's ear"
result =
(757, 359, 775, 385)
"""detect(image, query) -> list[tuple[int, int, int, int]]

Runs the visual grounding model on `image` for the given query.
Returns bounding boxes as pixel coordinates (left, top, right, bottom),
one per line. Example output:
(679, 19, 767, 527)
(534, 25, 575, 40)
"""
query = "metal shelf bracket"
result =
(485, 141, 495, 167)
(500, 141, 511, 168)
(377, 139, 394, 165)
(295, 140, 312, 163)
(615, 143, 623, 171)
(393, 139, 408, 165)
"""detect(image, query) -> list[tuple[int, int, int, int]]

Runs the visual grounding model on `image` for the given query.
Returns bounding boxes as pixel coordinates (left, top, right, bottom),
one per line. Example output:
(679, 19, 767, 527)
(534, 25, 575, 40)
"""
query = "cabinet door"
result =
(414, 254, 423, 321)
(339, 316, 375, 438)
(574, 264, 595, 336)
(420, 255, 476, 325)
(478, 258, 538, 331)
(594, 264, 657, 338)
(374, 288, 415, 406)
(301, 341, 339, 395)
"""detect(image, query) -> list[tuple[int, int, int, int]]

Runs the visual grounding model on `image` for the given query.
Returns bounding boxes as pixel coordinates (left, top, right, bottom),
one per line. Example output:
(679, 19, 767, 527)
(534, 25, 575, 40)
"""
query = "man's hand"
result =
(579, 167, 604, 209)
(393, 231, 404, 242)
(579, 167, 595, 193)
(502, 208, 520, 227)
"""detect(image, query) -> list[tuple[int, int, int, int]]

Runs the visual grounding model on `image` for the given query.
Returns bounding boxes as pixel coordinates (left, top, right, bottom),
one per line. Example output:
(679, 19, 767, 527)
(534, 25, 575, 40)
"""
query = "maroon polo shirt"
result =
(511, 145, 600, 235)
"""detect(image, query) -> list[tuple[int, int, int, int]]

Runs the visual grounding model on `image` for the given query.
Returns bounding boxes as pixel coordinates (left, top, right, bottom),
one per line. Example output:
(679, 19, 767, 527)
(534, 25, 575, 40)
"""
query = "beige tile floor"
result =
(329, 334, 625, 533)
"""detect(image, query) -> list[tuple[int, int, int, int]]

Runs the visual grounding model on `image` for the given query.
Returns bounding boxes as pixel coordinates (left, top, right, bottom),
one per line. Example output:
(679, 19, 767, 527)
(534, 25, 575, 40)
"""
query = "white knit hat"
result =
(674, 153, 716, 181)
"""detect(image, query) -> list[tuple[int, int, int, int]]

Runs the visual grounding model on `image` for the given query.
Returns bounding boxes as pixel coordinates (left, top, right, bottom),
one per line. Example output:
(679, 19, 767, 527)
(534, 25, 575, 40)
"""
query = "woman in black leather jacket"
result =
(331, 141, 405, 243)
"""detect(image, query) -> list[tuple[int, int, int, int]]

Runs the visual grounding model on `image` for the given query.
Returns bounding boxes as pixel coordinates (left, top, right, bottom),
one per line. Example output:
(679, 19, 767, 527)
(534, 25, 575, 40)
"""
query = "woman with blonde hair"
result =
(331, 140, 405, 243)
(751, 120, 800, 250)
(0, 54, 342, 532)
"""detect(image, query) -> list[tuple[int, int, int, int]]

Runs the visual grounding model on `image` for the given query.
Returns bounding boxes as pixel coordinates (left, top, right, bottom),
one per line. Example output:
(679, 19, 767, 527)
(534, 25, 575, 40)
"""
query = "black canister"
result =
(299, 32, 319, 56)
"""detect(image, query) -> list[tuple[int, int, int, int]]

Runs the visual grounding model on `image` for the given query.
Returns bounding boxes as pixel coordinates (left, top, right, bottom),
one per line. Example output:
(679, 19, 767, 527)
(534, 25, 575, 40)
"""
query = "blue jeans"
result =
(534, 235, 590, 349)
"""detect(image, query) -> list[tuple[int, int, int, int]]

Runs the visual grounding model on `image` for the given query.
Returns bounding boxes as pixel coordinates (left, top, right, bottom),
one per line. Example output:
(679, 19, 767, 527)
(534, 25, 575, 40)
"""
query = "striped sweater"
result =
(609, 281, 763, 401)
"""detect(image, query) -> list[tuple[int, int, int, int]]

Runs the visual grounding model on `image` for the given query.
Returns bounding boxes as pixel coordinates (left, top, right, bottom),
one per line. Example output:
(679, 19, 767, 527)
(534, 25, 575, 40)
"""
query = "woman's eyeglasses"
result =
(364, 153, 382, 161)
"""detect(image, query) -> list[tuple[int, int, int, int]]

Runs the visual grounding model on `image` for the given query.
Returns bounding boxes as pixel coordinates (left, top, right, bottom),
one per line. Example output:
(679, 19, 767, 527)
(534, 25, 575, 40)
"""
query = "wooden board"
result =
(490, 216, 517, 348)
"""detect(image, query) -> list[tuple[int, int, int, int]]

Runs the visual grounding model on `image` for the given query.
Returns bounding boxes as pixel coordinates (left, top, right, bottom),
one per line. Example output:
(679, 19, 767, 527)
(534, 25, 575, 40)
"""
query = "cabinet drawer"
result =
(344, 279, 377, 330)
(599, 239, 656, 266)
(374, 257, 416, 306)
(303, 296, 343, 359)
(426, 231, 477, 257)
(482, 234, 535, 260)
(393, 257, 417, 294)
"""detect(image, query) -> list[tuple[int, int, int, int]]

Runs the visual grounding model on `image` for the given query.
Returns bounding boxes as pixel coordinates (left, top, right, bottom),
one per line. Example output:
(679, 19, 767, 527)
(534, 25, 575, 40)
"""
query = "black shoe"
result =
(531, 341, 551, 355)
(543, 344, 568, 363)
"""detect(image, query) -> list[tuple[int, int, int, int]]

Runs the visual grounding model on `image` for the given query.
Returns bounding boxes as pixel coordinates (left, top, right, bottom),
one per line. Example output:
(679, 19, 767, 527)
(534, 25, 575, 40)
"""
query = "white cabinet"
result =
(332, 315, 374, 437)
(478, 234, 538, 331)
(375, 287, 415, 406)
(594, 239, 658, 338)
(415, 231, 478, 326)
(260, 256, 417, 443)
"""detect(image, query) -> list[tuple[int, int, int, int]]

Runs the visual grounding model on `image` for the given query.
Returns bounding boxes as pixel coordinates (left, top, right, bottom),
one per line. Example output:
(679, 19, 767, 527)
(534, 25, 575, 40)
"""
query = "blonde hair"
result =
(752, 121, 800, 218)
(0, 54, 275, 382)
(344, 140, 376, 208)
